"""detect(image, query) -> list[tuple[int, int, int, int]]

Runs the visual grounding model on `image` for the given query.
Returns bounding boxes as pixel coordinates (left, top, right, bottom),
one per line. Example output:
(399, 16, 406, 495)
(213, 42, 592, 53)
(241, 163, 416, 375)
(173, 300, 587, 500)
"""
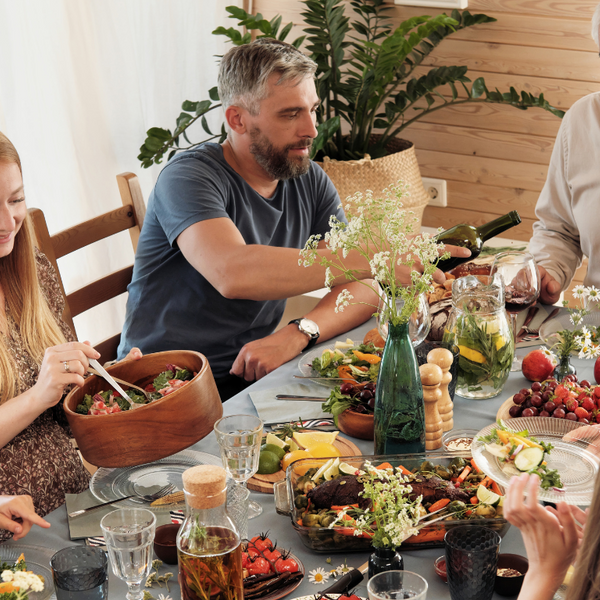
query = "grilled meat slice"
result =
(408, 475, 471, 503)
(306, 476, 371, 509)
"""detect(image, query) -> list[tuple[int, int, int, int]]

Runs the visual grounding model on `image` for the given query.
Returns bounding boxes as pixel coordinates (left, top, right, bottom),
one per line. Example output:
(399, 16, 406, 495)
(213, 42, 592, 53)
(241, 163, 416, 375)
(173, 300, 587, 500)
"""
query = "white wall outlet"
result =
(422, 177, 447, 208)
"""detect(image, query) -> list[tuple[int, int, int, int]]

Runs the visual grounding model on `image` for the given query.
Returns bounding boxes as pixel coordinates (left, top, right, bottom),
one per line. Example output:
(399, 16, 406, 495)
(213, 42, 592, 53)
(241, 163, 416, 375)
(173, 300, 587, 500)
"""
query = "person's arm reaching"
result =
(0, 495, 50, 540)
(230, 280, 378, 381)
(177, 217, 470, 301)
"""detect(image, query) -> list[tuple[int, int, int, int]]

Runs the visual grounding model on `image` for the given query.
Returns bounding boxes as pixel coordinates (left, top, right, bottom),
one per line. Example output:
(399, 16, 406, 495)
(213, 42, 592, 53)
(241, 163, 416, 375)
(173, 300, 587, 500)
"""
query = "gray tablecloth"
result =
(6, 318, 588, 599)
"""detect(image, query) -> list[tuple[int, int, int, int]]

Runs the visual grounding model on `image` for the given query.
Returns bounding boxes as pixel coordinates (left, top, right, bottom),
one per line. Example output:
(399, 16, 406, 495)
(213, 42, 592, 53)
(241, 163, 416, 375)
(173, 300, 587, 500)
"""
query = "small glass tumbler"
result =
(367, 570, 428, 600)
(227, 480, 250, 541)
(445, 525, 501, 600)
(51, 547, 108, 600)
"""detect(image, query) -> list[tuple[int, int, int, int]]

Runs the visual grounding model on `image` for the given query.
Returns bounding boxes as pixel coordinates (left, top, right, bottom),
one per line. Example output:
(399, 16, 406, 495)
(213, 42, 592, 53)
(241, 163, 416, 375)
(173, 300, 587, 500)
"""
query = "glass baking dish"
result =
(273, 451, 510, 553)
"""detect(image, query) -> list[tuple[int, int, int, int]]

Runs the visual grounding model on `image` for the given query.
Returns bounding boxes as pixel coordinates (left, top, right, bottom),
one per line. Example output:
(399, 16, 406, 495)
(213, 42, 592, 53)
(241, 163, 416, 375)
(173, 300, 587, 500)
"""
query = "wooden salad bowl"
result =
(337, 408, 374, 440)
(64, 350, 222, 468)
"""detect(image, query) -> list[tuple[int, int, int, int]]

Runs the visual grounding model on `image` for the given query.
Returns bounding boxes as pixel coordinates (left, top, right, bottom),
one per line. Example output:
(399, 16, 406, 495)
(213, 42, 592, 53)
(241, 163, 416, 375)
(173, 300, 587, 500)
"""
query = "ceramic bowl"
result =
(153, 523, 180, 565)
(64, 350, 223, 468)
(495, 553, 528, 597)
(434, 555, 447, 583)
(336, 408, 374, 440)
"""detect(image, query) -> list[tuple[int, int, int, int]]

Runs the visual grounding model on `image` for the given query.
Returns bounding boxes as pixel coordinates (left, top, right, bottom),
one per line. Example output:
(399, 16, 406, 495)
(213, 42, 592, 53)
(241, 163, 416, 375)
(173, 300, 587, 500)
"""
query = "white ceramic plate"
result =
(89, 449, 222, 512)
(539, 311, 600, 348)
(298, 344, 359, 389)
(0, 544, 57, 600)
(472, 417, 600, 505)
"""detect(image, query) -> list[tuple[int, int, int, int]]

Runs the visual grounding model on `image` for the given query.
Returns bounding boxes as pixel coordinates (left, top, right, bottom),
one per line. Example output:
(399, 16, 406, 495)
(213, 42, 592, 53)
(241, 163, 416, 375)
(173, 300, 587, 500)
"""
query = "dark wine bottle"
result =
(435, 211, 522, 272)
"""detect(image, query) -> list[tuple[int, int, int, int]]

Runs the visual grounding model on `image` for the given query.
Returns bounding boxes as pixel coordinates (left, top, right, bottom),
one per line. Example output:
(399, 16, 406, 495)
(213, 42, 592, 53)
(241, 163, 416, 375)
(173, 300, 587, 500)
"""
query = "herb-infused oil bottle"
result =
(177, 465, 243, 600)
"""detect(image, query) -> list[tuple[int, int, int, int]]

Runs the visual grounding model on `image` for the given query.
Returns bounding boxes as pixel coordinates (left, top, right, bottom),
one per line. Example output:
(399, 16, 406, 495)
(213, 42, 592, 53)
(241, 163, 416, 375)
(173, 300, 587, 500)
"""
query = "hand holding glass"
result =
(491, 251, 540, 371)
(214, 414, 263, 519)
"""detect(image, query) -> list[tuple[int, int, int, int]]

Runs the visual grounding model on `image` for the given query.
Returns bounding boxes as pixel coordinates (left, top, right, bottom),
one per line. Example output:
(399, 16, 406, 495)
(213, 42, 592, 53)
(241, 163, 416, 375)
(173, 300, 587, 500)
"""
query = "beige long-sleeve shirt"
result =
(529, 91, 600, 290)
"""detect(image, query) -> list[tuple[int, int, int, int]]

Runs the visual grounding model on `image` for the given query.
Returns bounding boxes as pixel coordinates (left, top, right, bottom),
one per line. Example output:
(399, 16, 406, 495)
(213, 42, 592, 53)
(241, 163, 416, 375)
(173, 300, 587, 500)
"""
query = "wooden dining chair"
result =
(28, 172, 146, 362)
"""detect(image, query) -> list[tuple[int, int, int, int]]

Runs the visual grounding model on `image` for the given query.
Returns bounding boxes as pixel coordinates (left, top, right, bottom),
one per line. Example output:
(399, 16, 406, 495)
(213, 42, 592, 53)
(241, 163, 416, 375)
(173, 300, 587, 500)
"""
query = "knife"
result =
(320, 560, 369, 594)
(275, 395, 328, 401)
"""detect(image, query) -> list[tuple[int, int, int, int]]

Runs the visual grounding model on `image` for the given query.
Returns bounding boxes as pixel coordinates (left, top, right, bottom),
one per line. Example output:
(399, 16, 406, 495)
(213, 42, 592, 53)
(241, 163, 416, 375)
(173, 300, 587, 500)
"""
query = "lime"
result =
(265, 433, 287, 449)
(263, 443, 286, 460)
(284, 437, 300, 452)
(339, 462, 359, 476)
(476, 484, 501, 507)
(257, 451, 281, 474)
(312, 458, 335, 481)
(323, 457, 340, 480)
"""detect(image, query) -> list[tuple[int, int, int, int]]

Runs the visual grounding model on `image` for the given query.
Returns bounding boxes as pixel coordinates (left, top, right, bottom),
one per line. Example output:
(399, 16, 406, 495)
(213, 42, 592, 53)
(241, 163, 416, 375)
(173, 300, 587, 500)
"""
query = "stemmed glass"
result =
(214, 414, 263, 519)
(491, 251, 540, 371)
(376, 291, 431, 347)
(100, 508, 156, 600)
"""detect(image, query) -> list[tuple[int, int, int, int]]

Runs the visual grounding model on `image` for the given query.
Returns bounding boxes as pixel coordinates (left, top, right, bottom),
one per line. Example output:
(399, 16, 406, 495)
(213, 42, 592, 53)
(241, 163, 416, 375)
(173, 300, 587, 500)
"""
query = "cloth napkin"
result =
(515, 304, 552, 348)
(249, 383, 330, 425)
(65, 490, 173, 540)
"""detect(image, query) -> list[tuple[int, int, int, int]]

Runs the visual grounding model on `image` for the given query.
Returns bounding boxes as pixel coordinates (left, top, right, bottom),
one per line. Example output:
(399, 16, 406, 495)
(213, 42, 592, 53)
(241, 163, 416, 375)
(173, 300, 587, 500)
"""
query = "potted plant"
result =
(138, 1, 563, 224)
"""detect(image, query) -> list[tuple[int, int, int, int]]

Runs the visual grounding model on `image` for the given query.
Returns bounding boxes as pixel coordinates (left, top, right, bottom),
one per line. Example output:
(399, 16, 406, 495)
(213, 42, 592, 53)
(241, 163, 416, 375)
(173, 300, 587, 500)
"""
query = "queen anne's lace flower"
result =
(300, 181, 447, 324)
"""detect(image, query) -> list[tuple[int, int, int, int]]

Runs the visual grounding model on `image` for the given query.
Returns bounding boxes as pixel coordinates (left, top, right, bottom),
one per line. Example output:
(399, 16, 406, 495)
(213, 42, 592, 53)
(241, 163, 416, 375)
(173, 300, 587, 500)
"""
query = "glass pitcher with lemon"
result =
(443, 274, 513, 399)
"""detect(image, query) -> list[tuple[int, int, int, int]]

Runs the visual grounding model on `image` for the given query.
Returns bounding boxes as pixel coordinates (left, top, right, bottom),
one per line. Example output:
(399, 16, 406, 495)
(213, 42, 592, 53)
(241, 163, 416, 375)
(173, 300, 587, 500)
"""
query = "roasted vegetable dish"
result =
(288, 454, 509, 552)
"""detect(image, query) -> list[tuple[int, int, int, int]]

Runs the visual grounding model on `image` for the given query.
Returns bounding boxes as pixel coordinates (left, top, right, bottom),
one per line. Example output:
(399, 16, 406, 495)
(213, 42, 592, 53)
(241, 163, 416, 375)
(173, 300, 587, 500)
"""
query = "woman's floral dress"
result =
(0, 250, 90, 541)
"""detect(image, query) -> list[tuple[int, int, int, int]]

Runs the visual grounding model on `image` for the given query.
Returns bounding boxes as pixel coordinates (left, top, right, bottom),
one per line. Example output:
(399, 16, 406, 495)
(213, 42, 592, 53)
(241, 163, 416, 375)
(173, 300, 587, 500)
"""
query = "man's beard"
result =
(249, 127, 312, 180)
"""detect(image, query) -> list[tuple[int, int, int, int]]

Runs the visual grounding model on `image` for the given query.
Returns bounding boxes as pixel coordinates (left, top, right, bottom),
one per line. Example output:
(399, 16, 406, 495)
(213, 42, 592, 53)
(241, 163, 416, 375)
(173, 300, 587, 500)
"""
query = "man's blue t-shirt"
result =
(117, 143, 344, 378)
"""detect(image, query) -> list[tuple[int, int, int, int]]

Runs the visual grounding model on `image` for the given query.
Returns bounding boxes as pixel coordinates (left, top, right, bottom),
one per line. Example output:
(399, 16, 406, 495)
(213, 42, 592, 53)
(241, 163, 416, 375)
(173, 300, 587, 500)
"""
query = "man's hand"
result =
(0, 495, 50, 540)
(538, 266, 562, 305)
(230, 325, 309, 382)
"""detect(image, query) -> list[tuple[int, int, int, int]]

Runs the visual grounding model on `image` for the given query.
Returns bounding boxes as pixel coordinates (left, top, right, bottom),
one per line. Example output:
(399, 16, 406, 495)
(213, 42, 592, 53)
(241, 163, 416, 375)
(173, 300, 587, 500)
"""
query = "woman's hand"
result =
(0, 495, 50, 540)
(30, 341, 100, 409)
(504, 473, 580, 600)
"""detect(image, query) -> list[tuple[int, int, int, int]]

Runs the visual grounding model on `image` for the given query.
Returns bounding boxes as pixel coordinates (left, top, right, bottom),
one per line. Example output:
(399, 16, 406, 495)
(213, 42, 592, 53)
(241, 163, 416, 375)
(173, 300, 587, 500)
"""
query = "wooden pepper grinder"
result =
(419, 363, 443, 450)
(428, 347, 454, 432)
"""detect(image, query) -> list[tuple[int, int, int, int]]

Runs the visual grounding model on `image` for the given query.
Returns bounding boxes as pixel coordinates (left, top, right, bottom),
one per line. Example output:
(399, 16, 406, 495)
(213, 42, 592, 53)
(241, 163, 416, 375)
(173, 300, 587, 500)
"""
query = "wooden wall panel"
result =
(252, 0, 598, 287)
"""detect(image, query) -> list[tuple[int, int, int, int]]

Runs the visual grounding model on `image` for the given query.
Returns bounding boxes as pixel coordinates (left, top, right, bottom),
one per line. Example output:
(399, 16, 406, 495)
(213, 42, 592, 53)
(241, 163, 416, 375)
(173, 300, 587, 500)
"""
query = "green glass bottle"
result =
(374, 321, 425, 455)
(436, 211, 522, 272)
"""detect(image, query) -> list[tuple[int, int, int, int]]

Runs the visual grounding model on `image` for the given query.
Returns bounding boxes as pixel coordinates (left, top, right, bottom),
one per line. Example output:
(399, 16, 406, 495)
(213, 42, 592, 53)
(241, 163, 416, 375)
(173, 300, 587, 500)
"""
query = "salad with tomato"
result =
(311, 341, 382, 383)
(75, 363, 194, 415)
(477, 422, 563, 490)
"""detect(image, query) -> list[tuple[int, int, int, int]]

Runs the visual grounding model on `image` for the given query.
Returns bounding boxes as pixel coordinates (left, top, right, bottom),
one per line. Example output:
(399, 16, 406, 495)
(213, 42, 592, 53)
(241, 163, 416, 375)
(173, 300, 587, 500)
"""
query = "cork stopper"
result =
(428, 347, 454, 370)
(182, 465, 227, 509)
(419, 363, 443, 386)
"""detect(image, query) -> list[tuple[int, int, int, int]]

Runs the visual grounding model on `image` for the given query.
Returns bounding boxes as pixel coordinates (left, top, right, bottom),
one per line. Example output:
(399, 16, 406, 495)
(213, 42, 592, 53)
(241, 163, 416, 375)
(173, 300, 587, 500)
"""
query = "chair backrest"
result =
(28, 172, 146, 362)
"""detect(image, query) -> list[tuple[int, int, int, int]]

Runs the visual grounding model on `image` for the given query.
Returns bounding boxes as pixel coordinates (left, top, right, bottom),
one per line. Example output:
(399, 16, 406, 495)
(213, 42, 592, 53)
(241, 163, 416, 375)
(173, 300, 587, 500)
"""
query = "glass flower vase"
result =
(374, 321, 426, 455)
(368, 546, 404, 578)
(554, 354, 576, 381)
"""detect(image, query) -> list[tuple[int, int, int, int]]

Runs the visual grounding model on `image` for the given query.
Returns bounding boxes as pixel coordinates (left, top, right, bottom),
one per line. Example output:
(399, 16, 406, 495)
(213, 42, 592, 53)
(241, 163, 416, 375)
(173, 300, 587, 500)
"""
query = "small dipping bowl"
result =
(442, 429, 479, 453)
(495, 553, 528, 597)
(154, 523, 180, 565)
(434, 555, 447, 583)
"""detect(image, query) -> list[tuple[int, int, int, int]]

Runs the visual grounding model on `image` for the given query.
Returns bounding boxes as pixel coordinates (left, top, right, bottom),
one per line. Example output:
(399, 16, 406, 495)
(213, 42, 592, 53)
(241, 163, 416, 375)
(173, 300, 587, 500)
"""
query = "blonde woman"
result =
(0, 132, 139, 540)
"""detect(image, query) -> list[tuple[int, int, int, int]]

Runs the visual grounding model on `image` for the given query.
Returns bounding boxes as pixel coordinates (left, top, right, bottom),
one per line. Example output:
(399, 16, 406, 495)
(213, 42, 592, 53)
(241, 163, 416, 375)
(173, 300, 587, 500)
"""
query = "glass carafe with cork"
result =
(177, 465, 243, 600)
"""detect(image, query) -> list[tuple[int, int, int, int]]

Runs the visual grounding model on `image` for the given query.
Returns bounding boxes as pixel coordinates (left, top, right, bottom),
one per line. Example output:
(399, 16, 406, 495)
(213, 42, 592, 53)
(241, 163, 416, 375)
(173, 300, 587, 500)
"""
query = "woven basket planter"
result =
(319, 138, 429, 231)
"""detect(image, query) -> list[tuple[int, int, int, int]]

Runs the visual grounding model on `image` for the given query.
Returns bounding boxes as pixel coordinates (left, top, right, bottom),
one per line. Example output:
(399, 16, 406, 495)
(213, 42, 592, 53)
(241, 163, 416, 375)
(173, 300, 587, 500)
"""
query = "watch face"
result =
(299, 318, 319, 336)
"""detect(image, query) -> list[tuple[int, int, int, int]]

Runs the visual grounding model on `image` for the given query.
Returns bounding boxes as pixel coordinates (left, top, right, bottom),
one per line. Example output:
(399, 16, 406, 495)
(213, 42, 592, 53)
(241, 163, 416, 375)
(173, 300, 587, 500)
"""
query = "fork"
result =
(68, 483, 176, 518)
(517, 307, 560, 341)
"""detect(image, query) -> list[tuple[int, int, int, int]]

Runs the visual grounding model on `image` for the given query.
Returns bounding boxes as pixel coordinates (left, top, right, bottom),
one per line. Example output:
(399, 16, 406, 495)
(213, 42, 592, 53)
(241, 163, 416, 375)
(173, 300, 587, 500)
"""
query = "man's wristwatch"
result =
(288, 318, 320, 351)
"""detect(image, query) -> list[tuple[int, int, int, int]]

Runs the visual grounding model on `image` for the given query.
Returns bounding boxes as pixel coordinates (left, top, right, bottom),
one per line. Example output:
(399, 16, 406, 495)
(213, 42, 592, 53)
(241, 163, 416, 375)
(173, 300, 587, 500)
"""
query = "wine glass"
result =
(491, 251, 540, 371)
(376, 291, 431, 347)
(214, 414, 263, 519)
(100, 508, 156, 600)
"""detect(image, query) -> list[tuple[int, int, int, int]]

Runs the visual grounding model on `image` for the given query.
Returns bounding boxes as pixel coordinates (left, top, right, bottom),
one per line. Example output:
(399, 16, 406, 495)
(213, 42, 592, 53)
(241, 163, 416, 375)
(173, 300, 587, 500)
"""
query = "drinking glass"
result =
(214, 414, 263, 519)
(367, 570, 428, 600)
(51, 547, 108, 600)
(491, 251, 540, 371)
(100, 508, 156, 600)
(377, 292, 431, 347)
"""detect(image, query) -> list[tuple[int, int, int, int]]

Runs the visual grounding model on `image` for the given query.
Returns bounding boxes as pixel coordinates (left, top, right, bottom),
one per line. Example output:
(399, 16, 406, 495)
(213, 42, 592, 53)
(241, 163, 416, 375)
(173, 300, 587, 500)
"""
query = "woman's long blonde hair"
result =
(0, 132, 67, 403)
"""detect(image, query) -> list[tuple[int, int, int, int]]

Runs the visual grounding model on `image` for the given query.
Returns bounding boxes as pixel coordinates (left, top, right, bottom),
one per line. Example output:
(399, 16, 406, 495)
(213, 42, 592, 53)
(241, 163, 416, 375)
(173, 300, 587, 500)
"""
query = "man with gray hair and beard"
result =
(118, 39, 465, 400)
(529, 3, 600, 305)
